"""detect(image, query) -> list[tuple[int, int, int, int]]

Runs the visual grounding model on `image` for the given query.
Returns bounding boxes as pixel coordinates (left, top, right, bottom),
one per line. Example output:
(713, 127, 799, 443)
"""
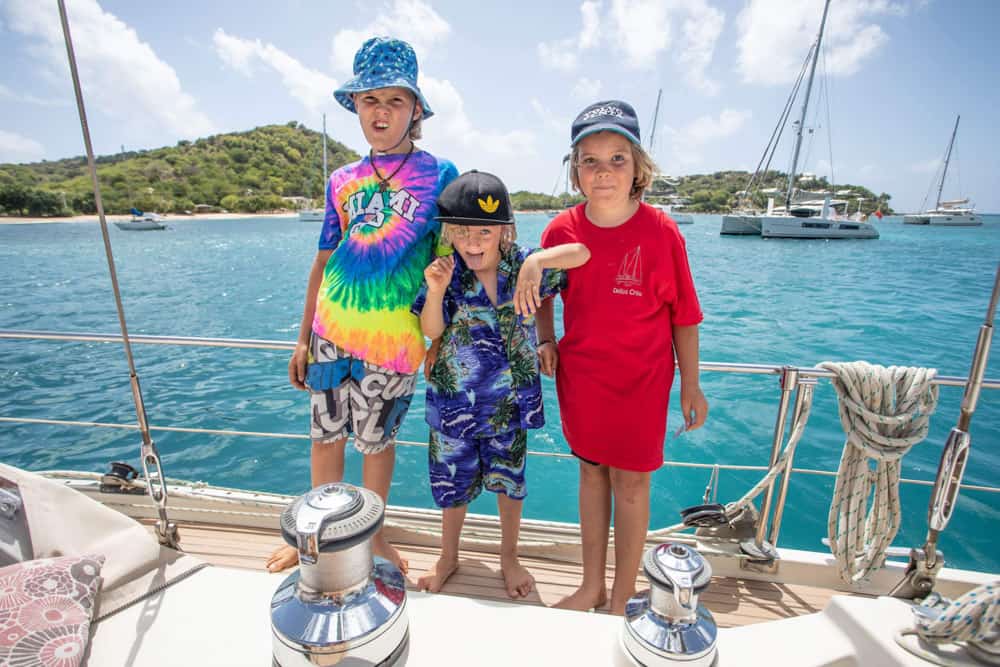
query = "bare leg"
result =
(556, 462, 610, 611)
(266, 438, 347, 572)
(608, 467, 651, 614)
(363, 444, 409, 574)
(497, 493, 534, 598)
(417, 505, 465, 592)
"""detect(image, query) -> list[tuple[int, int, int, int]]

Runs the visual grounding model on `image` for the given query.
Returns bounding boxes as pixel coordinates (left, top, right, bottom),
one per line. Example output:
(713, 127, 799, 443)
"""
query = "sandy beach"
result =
(0, 211, 299, 225)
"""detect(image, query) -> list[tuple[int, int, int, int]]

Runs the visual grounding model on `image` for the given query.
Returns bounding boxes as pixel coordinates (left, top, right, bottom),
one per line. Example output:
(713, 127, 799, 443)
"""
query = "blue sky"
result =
(1, 0, 997, 212)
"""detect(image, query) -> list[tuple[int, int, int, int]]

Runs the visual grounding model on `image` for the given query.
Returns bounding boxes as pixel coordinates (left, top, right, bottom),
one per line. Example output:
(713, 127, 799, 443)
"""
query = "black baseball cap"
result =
(571, 100, 641, 147)
(435, 170, 514, 226)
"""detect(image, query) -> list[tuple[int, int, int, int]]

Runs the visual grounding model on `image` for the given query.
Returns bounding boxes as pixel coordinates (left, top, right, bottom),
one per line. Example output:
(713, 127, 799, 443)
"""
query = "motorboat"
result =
(115, 208, 167, 231)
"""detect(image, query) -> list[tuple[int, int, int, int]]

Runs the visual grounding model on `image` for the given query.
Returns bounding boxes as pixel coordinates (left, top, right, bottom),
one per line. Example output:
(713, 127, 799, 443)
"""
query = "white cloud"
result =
(530, 98, 570, 136)
(538, 0, 724, 94)
(675, 3, 725, 94)
(538, 39, 579, 73)
(910, 157, 940, 174)
(664, 109, 751, 169)
(736, 0, 905, 85)
(330, 0, 451, 75)
(0, 83, 68, 107)
(419, 76, 537, 160)
(213, 29, 338, 115)
(571, 77, 602, 100)
(0, 130, 45, 163)
(2, 0, 214, 138)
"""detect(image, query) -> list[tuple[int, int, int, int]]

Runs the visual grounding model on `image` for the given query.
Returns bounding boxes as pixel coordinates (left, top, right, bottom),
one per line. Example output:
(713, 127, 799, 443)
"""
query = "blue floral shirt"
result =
(411, 244, 566, 439)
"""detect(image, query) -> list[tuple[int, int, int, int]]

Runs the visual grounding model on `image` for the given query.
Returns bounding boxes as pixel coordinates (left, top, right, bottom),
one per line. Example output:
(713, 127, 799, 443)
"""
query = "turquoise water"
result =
(1, 214, 998, 572)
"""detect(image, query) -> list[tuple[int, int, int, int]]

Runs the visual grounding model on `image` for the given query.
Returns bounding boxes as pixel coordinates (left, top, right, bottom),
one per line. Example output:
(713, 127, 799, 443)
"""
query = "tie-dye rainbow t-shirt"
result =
(313, 150, 458, 374)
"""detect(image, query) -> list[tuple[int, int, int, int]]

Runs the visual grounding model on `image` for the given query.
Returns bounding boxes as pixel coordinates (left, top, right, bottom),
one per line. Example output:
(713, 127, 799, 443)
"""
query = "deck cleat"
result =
(270, 483, 408, 666)
(622, 542, 718, 666)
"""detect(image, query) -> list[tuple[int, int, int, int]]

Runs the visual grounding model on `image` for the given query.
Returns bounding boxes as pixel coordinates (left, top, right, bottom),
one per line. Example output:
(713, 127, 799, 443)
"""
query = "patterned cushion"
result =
(0, 554, 104, 667)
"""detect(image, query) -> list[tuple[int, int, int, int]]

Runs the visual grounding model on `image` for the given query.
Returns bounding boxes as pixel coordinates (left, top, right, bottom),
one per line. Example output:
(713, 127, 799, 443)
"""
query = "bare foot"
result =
(555, 585, 608, 612)
(609, 586, 638, 615)
(501, 554, 535, 598)
(373, 533, 409, 575)
(265, 544, 299, 573)
(417, 556, 458, 593)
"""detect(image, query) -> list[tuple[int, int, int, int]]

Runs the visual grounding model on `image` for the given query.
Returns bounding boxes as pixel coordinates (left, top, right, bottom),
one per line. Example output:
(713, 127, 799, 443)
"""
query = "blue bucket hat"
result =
(333, 36, 434, 119)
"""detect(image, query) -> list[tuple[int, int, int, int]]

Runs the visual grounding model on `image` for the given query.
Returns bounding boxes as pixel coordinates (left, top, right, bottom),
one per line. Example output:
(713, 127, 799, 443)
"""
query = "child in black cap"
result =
(411, 170, 590, 598)
(539, 100, 707, 614)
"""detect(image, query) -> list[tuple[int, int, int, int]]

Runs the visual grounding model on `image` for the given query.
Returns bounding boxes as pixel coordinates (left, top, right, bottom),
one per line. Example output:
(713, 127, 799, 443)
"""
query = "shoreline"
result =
(0, 210, 561, 225)
(0, 211, 299, 225)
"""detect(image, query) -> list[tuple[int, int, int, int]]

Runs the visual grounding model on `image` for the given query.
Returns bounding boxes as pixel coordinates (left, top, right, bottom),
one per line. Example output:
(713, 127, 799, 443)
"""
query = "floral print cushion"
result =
(0, 554, 104, 667)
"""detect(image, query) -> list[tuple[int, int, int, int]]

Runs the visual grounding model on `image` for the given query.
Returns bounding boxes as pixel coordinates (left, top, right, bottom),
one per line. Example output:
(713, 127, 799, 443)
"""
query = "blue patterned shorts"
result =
(306, 335, 416, 454)
(428, 428, 527, 508)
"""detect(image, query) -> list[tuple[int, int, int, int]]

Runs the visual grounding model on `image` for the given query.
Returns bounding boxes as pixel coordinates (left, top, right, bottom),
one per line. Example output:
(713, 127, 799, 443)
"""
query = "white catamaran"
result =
(720, 0, 878, 240)
(904, 115, 981, 226)
(2, 4, 997, 666)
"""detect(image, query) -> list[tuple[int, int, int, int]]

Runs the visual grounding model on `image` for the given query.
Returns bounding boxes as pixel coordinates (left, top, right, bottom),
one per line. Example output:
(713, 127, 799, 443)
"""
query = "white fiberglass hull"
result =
(115, 220, 166, 231)
(298, 209, 324, 222)
(720, 214, 762, 235)
(904, 213, 980, 226)
(760, 215, 879, 239)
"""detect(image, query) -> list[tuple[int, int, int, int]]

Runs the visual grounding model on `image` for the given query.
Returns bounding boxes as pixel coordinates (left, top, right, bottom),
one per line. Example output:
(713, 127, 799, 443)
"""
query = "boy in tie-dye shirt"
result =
(266, 37, 457, 574)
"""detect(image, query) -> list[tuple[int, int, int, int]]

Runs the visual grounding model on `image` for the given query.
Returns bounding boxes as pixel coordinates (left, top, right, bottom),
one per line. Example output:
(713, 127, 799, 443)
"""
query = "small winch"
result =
(270, 483, 409, 666)
(621, 542, 718, 667)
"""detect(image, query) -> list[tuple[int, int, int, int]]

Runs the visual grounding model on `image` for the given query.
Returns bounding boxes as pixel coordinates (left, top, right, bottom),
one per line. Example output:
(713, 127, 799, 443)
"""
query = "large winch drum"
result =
(621, 542, 719, 667)
(270, 483, 409, 666)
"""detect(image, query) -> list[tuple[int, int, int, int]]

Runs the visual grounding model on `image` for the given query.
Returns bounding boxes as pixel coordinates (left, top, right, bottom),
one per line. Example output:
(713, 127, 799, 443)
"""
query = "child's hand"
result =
(679, 383, 709, 431)
(424, 255, 454, 294)
(537, 341, 558, 376)
(424, 338, 440, 381)
(515, 256, 543, 316)
(288, 342, 309, 390)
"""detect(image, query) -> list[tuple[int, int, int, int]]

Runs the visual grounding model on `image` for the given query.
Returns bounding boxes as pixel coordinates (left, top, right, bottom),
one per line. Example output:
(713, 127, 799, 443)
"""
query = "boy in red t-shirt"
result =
(539, 100, 708, 615)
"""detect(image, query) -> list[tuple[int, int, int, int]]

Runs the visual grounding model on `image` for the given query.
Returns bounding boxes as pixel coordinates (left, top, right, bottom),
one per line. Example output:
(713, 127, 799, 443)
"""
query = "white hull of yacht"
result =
(760, 215, 879, 239)
(298, 209, 324, 222)
(115, 219, 167, 231)
(720, 214, 762, 235)
(903, 213, 981, 226)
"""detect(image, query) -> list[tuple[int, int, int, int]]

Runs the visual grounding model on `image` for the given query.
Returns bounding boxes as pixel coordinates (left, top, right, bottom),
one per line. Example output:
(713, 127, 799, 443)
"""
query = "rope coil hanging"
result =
(820, 361, 939, 584)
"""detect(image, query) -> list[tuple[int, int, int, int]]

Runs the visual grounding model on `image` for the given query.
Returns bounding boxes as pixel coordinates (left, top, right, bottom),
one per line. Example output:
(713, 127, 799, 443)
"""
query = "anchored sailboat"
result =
(720, 0, 878, 240)
(646, 89, 693, 224)
(903, 115, 981, 226)
(298, 114, 328, 223)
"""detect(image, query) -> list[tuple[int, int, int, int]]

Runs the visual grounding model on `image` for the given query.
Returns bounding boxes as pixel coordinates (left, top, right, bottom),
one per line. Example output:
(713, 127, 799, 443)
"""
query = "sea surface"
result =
(1, 213, 998, 573)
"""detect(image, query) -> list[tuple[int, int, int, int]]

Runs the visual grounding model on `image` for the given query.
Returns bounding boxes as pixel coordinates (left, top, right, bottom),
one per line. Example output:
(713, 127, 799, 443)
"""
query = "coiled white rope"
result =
(820, 361, 939, 584)
(895, 581, 1000, 665)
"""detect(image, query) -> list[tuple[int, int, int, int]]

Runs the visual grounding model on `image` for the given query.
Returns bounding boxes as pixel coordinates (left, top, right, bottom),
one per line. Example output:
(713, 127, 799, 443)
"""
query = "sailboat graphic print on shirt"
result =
(614, 246, 643, 296)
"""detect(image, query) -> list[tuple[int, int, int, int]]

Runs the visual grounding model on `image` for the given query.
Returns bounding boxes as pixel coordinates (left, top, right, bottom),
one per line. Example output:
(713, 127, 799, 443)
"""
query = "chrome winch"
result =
(270, 483, 408, 666)
(621, 542, 718, 667)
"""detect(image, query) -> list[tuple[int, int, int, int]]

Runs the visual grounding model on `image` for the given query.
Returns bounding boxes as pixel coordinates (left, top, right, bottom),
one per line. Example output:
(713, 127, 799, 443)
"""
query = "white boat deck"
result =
(150, 519, 870, 629)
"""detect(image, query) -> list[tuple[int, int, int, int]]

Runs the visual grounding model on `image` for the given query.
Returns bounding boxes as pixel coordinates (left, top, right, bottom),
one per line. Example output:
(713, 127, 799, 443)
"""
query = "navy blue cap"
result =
(571, 100, 641, 146)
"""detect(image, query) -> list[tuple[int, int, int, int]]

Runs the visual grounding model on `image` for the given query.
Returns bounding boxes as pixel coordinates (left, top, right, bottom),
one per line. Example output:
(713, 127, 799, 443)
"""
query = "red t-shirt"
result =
(541, 202, 703, 471)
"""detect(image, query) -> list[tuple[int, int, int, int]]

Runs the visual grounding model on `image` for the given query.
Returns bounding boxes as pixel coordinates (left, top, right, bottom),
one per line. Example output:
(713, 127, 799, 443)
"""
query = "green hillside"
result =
(657, 170, 895, 215)
(0, 121, 358, 216)
(0, 123, 894, 217)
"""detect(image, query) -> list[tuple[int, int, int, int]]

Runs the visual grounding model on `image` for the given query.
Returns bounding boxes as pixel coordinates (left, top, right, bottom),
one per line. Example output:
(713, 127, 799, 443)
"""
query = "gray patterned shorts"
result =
(306, 334, 417, 454)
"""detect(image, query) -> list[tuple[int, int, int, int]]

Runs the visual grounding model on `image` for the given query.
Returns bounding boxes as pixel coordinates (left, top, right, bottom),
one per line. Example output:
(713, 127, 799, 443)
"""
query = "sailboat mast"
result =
(935, 114, 960, 210)
(321, 113, 328, 182)
(784, 0, 832, 210)
(648, 88, 663, 153)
